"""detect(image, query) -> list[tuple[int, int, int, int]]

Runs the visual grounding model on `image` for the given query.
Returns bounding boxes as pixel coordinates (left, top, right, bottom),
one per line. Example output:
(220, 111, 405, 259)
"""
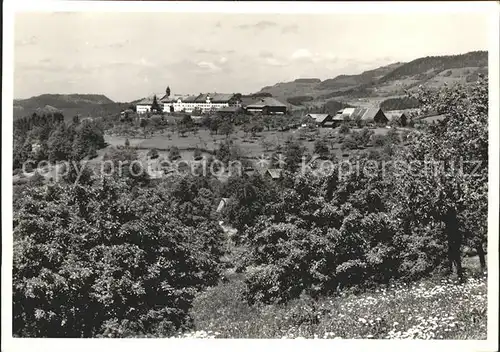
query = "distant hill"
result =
(13, 94, 131, 120)
(379, 51, 487, 83)
(318, 62, 404, 90)
(294, 78, 322, 84)
(255, 51, 488, 108)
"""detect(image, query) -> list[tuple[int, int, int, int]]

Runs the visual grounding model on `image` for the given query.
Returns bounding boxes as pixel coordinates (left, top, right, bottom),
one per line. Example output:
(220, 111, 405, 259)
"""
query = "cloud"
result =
(197, 61, 222, 72)
(259, 51, 274, 58)
(219, 57, 228, 64)
(264, 57, 288, 67)
(291, 49, 325, 63)
(195, 48, 235, 55)
(291, 48, 313, 60)
(237, 20, 278, 30)
(281, 24, 299, 34)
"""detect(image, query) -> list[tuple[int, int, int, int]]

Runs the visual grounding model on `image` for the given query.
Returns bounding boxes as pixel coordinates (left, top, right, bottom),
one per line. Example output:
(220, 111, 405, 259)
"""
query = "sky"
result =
(14, 11, 490, 102)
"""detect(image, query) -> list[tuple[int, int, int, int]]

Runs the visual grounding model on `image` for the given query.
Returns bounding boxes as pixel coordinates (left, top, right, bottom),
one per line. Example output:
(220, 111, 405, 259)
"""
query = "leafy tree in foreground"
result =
(394, 76, 488, 276)
(13, 178, 224, 337)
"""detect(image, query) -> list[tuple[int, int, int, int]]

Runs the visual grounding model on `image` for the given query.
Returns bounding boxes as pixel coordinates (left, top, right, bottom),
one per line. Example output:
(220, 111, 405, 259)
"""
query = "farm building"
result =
(243, 97, 288, 115)
(323, 115, 345, 128)
(306, 113, 329, 121)
(385, 111, 408, 126)
(218, 106, 245, 116)
(337, 107, 388, 124)
(306, 113, 334, 127)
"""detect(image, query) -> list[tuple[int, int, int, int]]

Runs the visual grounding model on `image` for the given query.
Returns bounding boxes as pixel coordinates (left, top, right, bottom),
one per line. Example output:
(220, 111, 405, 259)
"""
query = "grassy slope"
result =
(184, 256, 487, 339)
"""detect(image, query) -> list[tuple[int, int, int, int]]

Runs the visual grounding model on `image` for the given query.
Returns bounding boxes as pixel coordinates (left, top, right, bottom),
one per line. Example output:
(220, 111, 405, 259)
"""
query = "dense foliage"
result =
(380, 97, 420, 111)
(13, 176, 225, 337)
(286, 96, 314, 106)
(13, 112, 106, 169)
(380, 51, 487, 82)
(220, 77, 488, 304)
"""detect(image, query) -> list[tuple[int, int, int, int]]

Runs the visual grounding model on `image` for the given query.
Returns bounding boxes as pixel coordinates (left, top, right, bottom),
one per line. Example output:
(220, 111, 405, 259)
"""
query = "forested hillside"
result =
(13, 94, 129, 121)
(380, 51, 487, 82)
(255, 51, 488, 108)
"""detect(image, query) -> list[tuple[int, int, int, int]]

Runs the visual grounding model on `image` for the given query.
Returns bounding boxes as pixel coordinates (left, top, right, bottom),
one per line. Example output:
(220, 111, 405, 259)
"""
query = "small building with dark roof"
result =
(339, 107, 388, 124)
(309, 113, 334, 127)
(244, 97, 288, 115)
(385, 111, 408, 126)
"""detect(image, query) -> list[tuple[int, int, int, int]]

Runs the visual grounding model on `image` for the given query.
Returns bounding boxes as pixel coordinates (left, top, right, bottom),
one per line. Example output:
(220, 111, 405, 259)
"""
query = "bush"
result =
(87, 145, 98, 159)
(342, 136, 358, 150)
(169, 146, 181, 161)
(386, 128, 401, 144)
(243, 211, 402, 304)
(372, 134, 389, 147)
(313, 138, 330, 159)
(148, 148, 159, 159)
(13, 179, 225, 337)
(339, 124, 350, 134)
(193, 148, 203, 161)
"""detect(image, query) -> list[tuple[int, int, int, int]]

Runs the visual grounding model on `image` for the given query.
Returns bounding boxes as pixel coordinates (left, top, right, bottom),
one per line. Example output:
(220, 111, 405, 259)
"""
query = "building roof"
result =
(343, 107, 386, 121)
(194, 93, 210, 102)
(160, 94, 190, 103)
(339, 107, 356, 116)
(266, 168, 283, 179)
(332, 114, 345, 121)
(323, 121, 335, 127)
(240, 97, 258, 107)
(182, 95, 200, 103)
(315, 114, 332, 124)
(350, 107, 367, 120)
(385, 111, 407, 120)
(210, 93, 235, 103)
(136, 94, 165, 105)
(307, 113, 330, 121)
(247, 97, 287, 108)
(362, 107, 385, 121)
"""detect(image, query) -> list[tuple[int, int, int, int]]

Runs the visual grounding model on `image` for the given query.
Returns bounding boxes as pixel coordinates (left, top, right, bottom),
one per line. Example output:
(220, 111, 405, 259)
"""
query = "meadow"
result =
(103, 125, 396, 162)
(176, 257, 487, 339)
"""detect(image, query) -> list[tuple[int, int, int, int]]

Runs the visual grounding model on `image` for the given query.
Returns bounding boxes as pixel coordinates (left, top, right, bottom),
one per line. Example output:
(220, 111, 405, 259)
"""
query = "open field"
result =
(104, 126, 397, 161)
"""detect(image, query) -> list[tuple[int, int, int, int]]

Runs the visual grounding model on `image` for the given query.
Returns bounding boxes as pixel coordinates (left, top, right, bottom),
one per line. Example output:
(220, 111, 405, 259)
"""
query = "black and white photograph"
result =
(2, 1, 499, 350)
